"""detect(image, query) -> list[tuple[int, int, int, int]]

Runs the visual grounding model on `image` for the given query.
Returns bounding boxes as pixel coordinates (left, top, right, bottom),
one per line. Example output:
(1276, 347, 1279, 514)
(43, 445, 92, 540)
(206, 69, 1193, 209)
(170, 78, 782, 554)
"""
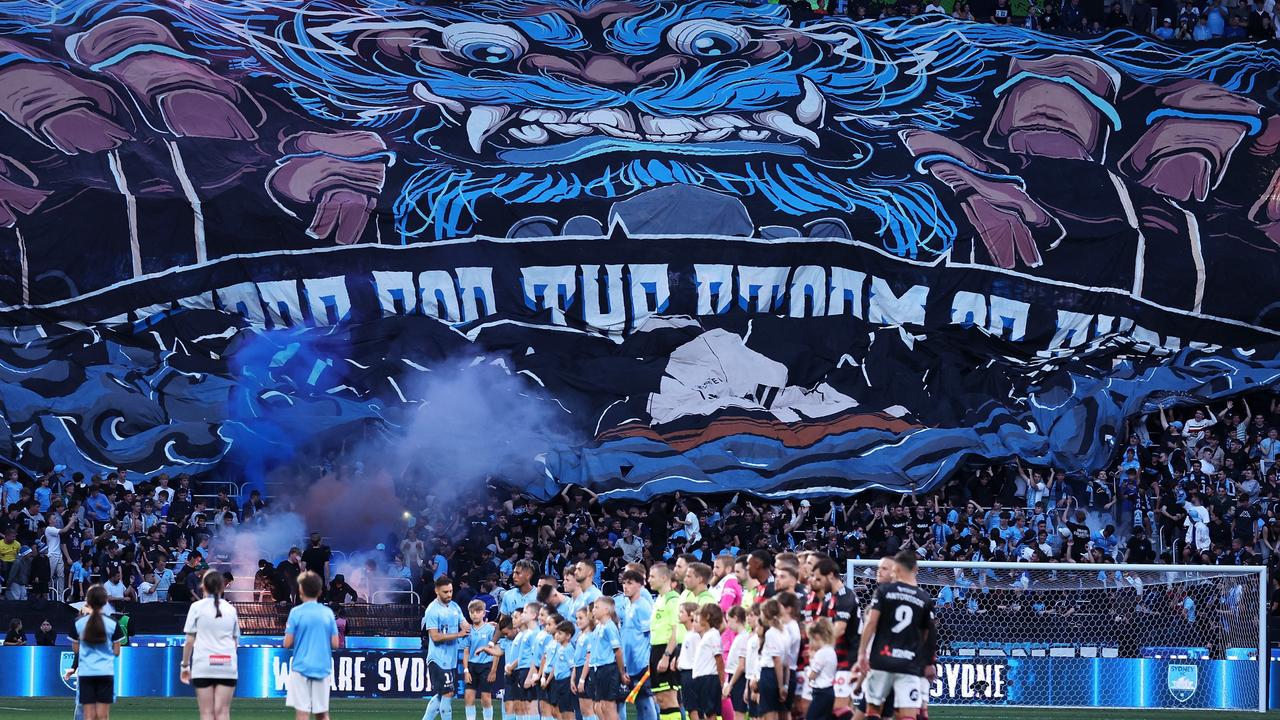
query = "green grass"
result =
(0, 699, 1277, 720)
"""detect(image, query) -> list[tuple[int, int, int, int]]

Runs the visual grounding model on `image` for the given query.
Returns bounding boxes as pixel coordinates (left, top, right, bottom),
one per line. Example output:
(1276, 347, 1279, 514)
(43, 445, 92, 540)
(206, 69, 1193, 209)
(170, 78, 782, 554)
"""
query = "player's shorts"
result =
(589, 663, 624, 702)
(286, 671, 331, 714)
(510, 668, 529, 702)
(78, 676, 114, 705)
(862, 670, 922, 709)
(649, 645, 679, 693)
(549, 677, 575, 712)
(686, 674, 721, 716)
(467, 662, 494, 694)
(756, 669, 790, 714)
(728, 675, 748, 714)
(833, 670, 856, 699)
(426, 662, 458, 697)
(796, 668, 811, 701)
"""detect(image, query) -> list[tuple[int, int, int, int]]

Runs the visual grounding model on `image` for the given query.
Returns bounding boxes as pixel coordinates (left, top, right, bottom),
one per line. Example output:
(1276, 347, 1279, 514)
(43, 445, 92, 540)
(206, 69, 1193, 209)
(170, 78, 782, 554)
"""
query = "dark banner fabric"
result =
(0, 1, 1279, 498)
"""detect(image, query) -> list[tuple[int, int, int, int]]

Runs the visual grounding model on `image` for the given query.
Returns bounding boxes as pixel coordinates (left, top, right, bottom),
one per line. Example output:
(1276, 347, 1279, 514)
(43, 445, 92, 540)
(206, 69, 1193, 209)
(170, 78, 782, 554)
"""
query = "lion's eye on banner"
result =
(442, 22, 529, 65)
(666, 19, 750, 57)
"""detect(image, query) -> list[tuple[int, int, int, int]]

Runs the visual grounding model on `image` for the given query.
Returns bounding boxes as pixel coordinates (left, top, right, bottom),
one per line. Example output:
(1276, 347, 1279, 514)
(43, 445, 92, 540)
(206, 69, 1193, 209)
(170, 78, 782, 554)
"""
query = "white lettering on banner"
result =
(372, 271, 415, 316)
(419, 270, 462, 322)
(302, 276, 351, 326)
(827, 267, 867, 319)
(868, 276, 928, 326)
(737, 266, 789, 314)
(934, 661, 1007, 700)
(373, 268, 498, 323)
(520, 265, 577, 325)
(258, 279, 299, 328)
(377, 657, 392, 692)
(989, 295, 1030, 341)
(272, 657, 290, 691)
(190, 261, 1201, 353)
(456, 267, 497, 322)
(581, 264, 626, 337)
(694, 264, 734, 315)
(789, 266, 827, 318)
(627, 264, 671, 331)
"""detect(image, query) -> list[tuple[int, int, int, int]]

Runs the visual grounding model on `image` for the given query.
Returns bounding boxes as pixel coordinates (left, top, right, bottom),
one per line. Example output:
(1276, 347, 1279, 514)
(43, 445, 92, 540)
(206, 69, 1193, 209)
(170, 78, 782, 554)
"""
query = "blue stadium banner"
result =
(0, 647, 1265, 709)
(0, 1, 1279, 497)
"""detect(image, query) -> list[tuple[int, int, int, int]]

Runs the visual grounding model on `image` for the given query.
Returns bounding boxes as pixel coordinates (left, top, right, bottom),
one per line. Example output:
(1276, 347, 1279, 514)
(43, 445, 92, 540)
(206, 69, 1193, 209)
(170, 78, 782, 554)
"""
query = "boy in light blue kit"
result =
(284, 572, 339, 720)
(543, 620, 577, 720)
(462, 599, 497, 720)
(422, 575, 471, 720)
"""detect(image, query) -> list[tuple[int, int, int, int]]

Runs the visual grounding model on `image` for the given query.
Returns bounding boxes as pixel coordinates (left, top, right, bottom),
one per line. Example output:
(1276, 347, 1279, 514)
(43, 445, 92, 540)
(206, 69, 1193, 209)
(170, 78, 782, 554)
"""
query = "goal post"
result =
(846, 559, 1267, 712)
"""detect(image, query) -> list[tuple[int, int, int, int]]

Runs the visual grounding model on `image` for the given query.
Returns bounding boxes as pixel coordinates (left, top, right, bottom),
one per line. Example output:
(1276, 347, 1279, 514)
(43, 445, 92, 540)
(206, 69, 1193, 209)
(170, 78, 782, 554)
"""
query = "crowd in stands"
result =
(786, 0, 1280, 39)
(0, 389, 1278, 618)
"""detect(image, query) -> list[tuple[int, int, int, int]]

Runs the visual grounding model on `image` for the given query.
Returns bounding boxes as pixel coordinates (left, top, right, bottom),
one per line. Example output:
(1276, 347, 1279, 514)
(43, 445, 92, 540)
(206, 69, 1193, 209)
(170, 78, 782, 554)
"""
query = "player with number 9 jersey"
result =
(861, 579, 934, 712)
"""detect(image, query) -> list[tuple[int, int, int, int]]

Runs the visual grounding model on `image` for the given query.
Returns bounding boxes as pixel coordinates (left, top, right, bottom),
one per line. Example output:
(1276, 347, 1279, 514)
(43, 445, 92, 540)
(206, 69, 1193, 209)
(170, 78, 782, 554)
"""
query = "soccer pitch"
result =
(0, 699, 1276, 720)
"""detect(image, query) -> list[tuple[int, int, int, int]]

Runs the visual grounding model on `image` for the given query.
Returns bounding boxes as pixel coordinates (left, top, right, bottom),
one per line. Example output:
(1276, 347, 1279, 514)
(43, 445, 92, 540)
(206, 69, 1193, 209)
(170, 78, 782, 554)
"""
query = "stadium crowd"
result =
(0, 391, 1277, 613)
(789, 0, 1280, 39)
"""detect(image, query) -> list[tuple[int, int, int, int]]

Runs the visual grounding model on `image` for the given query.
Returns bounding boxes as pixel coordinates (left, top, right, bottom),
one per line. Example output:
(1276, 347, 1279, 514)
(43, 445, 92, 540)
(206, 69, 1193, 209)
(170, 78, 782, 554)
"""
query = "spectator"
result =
(4, 618, 23, 645)
(2, 468, 23, 510)
(992, 0, 1012, 23)
(1260, 11, 1278, 36)
(615, 527, 644, 565)
(0, 527, 17, 579)
(301, 532, 332, 587)
(1193, 13, 1214, 38)
(1107, 2, 1130, 27)
(1129, 0, 1156, 31)
(277, 547, 304, 603)
(171, 552, 205, 603)
(102, 567, 136, 604)
(35, 619, 56, 646)
(329, 574, 359, 605)
(1063, 0, 1088, 28)
(1205, 0, 1228, 34)
(6, 546, 33, 600)
(1248, 0, 1272, 36)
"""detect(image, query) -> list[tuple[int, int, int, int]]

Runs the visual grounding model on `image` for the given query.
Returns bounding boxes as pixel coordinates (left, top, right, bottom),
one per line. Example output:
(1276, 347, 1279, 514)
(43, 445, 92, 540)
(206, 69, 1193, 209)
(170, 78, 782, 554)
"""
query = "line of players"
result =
(415, 549, 937, 720)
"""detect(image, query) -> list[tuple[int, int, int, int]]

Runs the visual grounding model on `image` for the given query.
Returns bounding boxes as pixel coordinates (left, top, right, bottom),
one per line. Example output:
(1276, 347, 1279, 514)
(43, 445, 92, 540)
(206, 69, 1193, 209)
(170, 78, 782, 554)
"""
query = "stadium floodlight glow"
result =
(847, 559, 1266, 713)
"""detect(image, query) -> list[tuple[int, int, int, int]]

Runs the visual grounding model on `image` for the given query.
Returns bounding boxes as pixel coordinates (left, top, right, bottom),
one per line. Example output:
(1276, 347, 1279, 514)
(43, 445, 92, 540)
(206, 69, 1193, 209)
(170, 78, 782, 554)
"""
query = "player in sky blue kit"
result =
(421, 576, 471, 720)
(500, 561, 539, 620)
(620, 568, 656, 720)
(462, 599, 498, 720)
(584, 598, 628, 720)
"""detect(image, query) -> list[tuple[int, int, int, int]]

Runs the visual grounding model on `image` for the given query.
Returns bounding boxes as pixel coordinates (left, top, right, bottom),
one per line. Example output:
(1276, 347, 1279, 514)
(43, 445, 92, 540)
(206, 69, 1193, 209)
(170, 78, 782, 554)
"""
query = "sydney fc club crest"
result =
(1167, 664, 1198, 703)
(59, 651, 78, 692)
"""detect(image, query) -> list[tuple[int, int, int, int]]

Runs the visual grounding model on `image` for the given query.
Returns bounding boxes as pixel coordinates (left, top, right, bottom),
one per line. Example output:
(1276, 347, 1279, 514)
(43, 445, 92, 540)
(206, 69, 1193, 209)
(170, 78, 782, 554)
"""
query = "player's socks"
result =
(422, 695, 440, 720)
(659, 706, 681, 720)
(440, 698, 453, 720)
(481, 707, 494, 720)
(465, 705, 476, 720)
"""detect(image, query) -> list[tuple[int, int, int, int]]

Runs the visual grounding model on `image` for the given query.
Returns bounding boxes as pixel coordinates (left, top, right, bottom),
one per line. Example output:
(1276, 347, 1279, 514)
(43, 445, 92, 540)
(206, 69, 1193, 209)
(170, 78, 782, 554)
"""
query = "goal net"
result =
(846, 559, 1266, 712)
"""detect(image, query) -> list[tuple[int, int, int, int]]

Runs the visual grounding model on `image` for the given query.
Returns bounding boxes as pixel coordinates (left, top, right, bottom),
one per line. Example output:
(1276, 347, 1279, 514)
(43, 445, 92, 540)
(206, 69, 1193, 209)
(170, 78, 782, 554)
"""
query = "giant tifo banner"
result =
(0, 1, 1279, 498)
(0, 647, 1264, 710)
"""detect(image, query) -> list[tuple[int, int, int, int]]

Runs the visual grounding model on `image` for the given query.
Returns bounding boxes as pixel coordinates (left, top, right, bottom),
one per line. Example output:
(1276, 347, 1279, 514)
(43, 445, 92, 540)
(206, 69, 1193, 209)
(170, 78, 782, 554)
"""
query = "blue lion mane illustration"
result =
(2, 0, 1276, 255)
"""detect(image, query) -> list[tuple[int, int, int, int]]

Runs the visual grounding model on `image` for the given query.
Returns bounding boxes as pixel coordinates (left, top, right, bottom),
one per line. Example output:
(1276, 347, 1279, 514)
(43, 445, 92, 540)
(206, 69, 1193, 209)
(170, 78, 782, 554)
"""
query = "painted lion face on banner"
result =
(0, 0, 1277, 276)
